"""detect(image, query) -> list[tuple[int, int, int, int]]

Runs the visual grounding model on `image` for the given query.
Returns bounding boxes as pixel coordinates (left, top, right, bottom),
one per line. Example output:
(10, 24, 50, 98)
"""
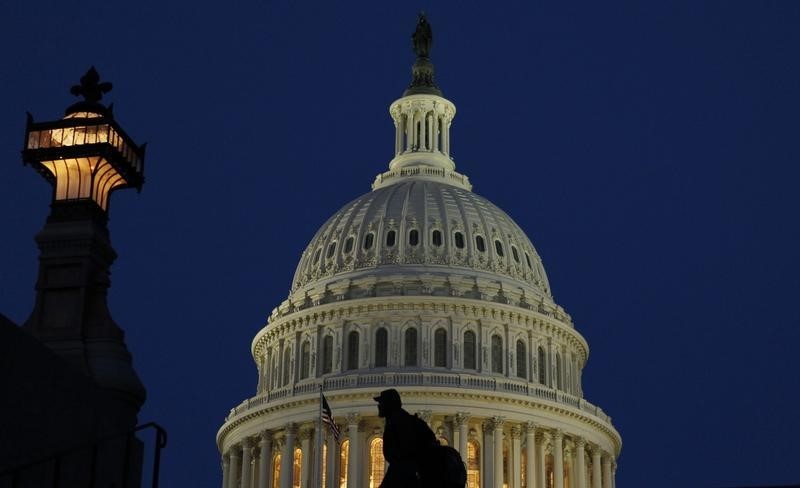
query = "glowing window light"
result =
(292, 448, 302, 488)
(369, 438, 385, 488)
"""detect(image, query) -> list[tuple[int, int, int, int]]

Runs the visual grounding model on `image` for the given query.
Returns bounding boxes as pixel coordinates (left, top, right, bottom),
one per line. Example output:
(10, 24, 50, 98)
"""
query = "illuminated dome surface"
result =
(289, 179, 551, 306)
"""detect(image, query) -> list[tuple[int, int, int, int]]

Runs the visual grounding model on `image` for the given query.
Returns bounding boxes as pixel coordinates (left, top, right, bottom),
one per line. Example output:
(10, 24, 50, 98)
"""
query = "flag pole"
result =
(315, 383, 324, 488)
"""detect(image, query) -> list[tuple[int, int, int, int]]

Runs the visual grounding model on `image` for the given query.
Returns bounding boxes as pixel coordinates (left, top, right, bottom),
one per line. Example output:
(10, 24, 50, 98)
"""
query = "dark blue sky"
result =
(2, 1, 799, 486)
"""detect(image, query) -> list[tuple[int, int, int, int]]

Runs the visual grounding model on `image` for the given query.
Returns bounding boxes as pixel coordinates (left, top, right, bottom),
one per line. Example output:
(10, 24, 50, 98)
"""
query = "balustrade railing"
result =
(230, 372, 609, 424)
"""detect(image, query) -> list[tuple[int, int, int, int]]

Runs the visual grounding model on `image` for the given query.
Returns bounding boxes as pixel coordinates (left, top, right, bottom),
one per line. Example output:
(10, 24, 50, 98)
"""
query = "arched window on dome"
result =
(556, 353, 563, 390)
(339, 439, 349, 488)
(404, 328, 418, 366)
(516, 340, 527, 380)
(467, 440, 481, 488)
(409, 229, 419, 246)
(386, 230, 396, 247)
(463, 330, 477, 370)
(282, 345, 292, 386)
(475, 235, 486, 253)
(454, 231, 465, 249)
(272, 453, 281, 488)
(364, 233, 375, 250)
(293, 447, 302, 488)
(313, 248, 322, 265)
(369, 437, 386, 488)
(524, 252, 532, 270)
(322, 335, 333, 374)
(375, 328, 388, 367)
(272, 353, 279, 389)
(434, 328, 447, 367)
(537, 347, 547, 385)
(343, 236, 354, 254)
(494, 240, 504, 257)
(491, 334, 503, 374)
(347, 331, 359, 370)
(432, 229, 443, 247)
(571, 353, 579, 395)
(511, 245, 520, 263)
(300, 341, 310, 380)
(327, 242, 337, 259)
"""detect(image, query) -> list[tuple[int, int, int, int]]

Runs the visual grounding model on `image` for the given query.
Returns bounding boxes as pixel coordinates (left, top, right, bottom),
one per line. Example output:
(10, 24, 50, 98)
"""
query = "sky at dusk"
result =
(2, 1, 799, 487)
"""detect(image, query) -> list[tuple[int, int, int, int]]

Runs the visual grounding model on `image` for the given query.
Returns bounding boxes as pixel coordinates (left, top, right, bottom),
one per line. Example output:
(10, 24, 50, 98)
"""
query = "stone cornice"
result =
(216, 388, 622, 456)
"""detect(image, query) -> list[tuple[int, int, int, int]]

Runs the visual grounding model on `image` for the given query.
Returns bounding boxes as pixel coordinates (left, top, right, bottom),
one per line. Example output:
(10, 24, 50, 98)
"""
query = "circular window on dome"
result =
(432, 230, 442, 247)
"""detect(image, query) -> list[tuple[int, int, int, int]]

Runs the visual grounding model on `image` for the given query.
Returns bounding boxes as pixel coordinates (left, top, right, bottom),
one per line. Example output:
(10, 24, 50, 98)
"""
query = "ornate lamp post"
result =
(23, 66, 145, 214)
(21, 67, 146, 420)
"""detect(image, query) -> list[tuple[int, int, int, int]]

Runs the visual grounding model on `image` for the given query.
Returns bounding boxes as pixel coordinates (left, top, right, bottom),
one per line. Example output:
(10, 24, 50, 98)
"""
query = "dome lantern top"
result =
(373, 14, 471, 191)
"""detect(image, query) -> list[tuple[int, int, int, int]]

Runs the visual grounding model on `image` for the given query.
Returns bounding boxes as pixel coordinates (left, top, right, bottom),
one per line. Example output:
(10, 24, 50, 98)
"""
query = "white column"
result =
(394, 119, 401, 155)
(229, 446, 241, 488)
(511, 426, 522, 488)
(569, 455, 576, 488)
(279, 424, 297, 488)
(575, 438, 586, 488)
(611, 461, 617, 488)
(602, 455, 612, 488)
(411, 111, 419, 150)
(591, 448, 601, 488)
(222, 455, 230, 488)
(455, 413, 469, 465)
(442, 117, 450, 155)
(258, 432, 272, 488)
(242, 438, 254, 488)
(300, 429, 312, 488)
(524, 422, 536, 488)
(346, 413, 360, 488)
(483, 423, 493, 488)
(492, 417, 504, 488)
(326, 433, 337, 488)
(536, 432, 547, 488)
(432, 111, 439, 152)
(404, 111, 412, 152)
(553, 431, 564, 488)
(418, 109, 428, 151)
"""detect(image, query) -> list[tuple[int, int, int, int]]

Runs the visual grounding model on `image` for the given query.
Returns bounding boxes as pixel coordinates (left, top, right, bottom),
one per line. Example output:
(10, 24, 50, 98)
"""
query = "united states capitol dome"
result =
(220, 15, 620, 488)
(287, 179, 553, 310)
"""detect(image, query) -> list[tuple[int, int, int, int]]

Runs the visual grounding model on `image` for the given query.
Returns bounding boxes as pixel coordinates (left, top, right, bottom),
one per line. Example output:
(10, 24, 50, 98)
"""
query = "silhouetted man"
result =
(374, 389, 438, 488)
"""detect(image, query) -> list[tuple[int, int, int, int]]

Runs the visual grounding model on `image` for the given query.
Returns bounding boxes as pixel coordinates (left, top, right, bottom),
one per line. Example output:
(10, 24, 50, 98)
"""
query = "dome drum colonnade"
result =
(218, 14, 620, 488)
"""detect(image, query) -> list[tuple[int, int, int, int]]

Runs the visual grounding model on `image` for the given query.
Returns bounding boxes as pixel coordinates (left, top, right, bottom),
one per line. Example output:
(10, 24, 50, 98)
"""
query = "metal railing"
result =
(0, 422, 167, 488)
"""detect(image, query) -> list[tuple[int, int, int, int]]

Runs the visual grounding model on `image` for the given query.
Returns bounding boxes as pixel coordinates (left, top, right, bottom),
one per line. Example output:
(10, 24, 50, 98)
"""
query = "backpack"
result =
(411, 414, 467, 488)
(430, 444, 467, 488)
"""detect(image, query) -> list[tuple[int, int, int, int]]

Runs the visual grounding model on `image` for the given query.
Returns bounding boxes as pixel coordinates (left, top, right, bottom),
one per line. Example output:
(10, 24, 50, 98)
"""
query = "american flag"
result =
(321, 394, 341, 443)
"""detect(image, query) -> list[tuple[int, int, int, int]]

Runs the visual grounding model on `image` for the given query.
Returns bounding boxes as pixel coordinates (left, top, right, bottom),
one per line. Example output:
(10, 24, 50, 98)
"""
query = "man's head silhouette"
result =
(373, 388, 402, 418)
